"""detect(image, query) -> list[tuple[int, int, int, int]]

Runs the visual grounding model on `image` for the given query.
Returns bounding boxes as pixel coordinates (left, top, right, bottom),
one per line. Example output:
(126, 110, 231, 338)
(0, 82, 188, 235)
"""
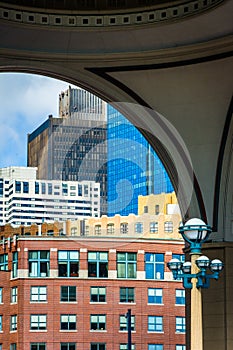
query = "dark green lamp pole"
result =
(125, 309, 131, 350)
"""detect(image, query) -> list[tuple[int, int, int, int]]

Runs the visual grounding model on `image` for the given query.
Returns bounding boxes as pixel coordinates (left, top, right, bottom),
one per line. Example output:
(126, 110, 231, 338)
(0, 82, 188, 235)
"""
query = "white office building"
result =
(0, 166, 100, 226)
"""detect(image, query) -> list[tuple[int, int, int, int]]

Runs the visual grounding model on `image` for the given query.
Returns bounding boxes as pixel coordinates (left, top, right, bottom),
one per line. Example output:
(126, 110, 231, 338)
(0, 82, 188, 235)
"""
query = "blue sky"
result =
(0, 73, 73, 168)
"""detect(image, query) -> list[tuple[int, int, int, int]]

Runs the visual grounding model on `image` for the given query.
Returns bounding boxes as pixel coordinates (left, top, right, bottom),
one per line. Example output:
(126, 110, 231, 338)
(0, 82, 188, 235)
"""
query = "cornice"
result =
(0, 0, 225, 28)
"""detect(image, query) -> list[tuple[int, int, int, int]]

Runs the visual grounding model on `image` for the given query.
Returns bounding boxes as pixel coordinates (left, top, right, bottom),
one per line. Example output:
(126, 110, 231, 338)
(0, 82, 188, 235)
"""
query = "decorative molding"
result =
(80, 248, 87, 253)
(17, 269, 28, 278)
(0, 0, 224, 28)
(109, 249, 116, 253)
(137, 271, 145, 279)
(79, 269, 88, 278)
(49, 269, 58, 278)
(108, 270, 117, 279)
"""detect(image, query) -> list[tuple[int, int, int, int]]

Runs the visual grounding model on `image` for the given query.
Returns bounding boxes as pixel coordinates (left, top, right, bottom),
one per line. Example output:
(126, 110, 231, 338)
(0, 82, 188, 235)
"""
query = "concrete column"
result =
(190, 252, 203, 350)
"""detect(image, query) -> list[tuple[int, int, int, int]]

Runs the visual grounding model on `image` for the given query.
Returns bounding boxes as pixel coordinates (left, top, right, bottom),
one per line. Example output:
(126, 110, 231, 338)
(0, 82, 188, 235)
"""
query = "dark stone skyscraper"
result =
(28, 86, 107, 214)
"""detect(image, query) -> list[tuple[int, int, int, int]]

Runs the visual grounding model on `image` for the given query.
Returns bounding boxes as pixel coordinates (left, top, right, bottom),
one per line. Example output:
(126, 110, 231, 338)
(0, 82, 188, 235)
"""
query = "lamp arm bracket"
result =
(196, 271, 220, 288)
(172, 271, 221, 289)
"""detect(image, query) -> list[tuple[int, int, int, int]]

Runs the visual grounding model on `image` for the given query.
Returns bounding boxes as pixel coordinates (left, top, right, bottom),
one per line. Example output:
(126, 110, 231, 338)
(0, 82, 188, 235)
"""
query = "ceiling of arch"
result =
(0, 0, 200, 12)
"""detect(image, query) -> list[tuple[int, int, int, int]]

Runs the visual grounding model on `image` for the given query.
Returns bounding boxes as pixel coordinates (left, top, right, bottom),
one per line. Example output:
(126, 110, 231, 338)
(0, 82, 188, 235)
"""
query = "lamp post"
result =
(167, 218, 224, 350)
(125, 309, 131, 350)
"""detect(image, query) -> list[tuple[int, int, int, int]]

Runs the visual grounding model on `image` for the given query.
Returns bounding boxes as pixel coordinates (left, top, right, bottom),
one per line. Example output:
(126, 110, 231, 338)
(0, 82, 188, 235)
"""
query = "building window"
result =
(31, 343, 46, 350)
(148, 288, 163, 304)
(71, 228, 77, 236)
(90, 344, 106, 350)
(119, 315, 135, 331)
(148, 316, 163, 332)
(176, 317, 186, 333)
(94, 225, 101, 235)
(176, 346, 186, 350)
(120, 287, 134, 303)
(61, 286, 76, 302)
(90, 314, 106, 330)
(120, 223, 128, 234)
(23, 181, 29, 193)
(28, 251, 50, 277)
(150, 222, 158, 233)
(155, 205, 160, 215)
(30, 286, 47, 302)
(0, 288, 2, 303)
(10, 345, 17, 350)
(173, 254, 185, 262)
(60, 314, 76, 330)
(117, 253, 137, 278)
(148, 345, 163, 350)
(88, 252, 108, 278)
(0, 315, 2, 331)
(15, 181, 21, 193)
(107, 223, 114, 234)
(58, 251, 79, 277)
(164, 221, 173, 232)
(12, 252, 18, 278)
(48, 183, 52, 195)
(84, 185, 88, 196)
(78, 184, 82, 196)
(145, 253, 164, 279)
(41, 183, 46, 194)
(59, 229, 64, 236)
(172, 254, 185, 280)
(0, 254, 8, 270)
(60, 344, 76, 350)
(30, 315, 47, 330)
(47, 230, 54, 236)
(120, 345, 135, 350)
(11, 287, 17, 303)
(35, 182, 39, 194)
(144, 206, 148, 213)
(176, 289, 185, 305)
(10, 315, 17, 331)
(90, 287, 106, 302)
(135, 222, 143, 233)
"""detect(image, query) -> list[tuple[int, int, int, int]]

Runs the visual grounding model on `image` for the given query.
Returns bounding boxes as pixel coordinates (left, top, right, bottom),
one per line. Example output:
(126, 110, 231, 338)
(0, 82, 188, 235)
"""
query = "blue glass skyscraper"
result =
(107, 104, 173, 216)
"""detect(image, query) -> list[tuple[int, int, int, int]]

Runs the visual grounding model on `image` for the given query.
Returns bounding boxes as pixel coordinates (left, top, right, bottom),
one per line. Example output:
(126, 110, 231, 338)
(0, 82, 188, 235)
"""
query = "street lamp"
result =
(167, 218, 224, 350)
(125, 309, 131, 350)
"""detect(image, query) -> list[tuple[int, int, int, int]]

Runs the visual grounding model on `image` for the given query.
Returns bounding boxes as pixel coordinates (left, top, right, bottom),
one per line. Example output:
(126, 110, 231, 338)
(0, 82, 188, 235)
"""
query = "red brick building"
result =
(0, 232, 185, 350)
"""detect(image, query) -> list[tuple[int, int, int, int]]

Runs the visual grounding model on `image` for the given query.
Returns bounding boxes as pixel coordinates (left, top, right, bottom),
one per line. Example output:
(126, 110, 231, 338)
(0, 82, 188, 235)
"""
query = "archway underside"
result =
(0, 0, 232, 239)
(0, 4, 233, 350)
(1, 53, 232, 238)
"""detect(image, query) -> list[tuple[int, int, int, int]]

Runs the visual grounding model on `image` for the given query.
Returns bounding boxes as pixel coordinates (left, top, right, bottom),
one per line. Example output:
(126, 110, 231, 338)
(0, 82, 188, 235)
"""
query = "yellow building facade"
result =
(0, 192, 182, 243)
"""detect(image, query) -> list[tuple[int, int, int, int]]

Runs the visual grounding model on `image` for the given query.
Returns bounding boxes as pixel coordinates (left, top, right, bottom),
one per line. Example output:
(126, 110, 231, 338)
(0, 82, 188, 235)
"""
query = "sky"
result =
(0, 73, 74, 168)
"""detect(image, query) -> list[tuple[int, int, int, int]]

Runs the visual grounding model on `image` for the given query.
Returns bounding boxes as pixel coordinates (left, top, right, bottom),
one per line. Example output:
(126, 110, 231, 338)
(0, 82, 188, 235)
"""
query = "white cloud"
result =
(0, 123, 25, 167)
(0, 73, 76, 167)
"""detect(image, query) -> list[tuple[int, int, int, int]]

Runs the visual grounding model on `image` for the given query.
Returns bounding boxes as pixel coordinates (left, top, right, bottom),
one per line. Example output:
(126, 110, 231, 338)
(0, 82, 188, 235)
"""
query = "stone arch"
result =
(0, 64, 208, 222)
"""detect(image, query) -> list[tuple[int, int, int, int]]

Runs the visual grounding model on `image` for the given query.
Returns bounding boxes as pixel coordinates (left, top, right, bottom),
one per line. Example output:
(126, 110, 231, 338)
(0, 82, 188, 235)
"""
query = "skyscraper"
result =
(107, 104, 173, 216)
(28, 87, 107, 214)
(28, 87, 173, 218)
